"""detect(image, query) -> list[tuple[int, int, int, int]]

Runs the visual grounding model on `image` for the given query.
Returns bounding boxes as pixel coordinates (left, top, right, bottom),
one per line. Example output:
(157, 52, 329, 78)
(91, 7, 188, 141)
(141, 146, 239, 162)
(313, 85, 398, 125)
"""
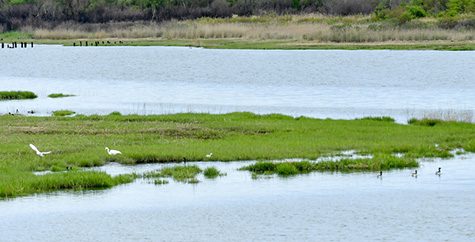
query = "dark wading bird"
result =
(412, 170, 418, 177)
(435, 167, 441, 175)
(377, 171, 383, 178)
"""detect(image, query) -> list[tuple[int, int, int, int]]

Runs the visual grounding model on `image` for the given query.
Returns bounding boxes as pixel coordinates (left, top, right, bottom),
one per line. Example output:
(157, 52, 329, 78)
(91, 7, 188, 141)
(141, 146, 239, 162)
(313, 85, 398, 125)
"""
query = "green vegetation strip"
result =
(0, 91, 37, 100)
(48, 93, 75, 98)
(53, 110, 76, 116)
(1, 112, 475, 199)
(239, 154, 419, 177)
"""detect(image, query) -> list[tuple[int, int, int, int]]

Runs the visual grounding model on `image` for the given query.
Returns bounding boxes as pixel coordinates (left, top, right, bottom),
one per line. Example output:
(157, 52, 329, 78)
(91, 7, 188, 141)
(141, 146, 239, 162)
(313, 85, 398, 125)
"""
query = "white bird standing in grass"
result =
(105, 147, 122, 155)
(29, 144, 51, 157)
(206, 153, 213, 158)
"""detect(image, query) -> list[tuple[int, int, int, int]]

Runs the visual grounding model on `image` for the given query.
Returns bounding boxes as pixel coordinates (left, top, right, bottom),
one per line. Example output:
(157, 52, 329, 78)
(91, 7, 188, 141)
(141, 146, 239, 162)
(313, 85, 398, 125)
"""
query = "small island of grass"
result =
(52, 110, 76, 116)
(0, 91, 37, 100)
(48, 93, 75, 98)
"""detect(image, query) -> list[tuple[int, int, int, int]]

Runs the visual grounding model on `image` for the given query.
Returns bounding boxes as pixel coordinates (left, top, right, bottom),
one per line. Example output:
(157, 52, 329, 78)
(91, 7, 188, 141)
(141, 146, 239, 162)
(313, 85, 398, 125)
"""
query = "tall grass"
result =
(23, 14, 475, 46)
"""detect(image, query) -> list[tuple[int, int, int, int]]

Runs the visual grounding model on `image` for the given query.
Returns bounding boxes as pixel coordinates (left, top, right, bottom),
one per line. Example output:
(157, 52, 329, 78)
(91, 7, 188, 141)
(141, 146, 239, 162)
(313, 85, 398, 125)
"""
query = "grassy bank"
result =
(1, 112, 474, 199)
(2, 14, 474, 50)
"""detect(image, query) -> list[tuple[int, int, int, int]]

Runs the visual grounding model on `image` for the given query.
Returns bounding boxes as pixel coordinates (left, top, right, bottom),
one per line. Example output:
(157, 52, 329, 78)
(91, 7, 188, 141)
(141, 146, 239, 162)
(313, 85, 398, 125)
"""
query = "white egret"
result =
(105, 147, 122, 155)
(29, 144, 51, 157)
(205, 153, 213, 158)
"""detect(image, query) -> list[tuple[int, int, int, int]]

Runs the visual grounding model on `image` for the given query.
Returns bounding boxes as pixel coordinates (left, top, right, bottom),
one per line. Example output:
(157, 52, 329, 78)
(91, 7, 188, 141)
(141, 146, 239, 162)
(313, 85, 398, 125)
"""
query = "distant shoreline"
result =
(3, 38, 474, 51)
(2, 15, 474, 51)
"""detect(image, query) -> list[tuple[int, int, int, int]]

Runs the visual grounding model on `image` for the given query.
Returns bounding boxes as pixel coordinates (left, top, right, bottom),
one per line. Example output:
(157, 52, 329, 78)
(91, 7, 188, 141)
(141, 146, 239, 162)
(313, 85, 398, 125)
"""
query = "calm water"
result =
(1, 46, 475, 241)
(1, 155, 474, 241)
(0, 45, 474, 122)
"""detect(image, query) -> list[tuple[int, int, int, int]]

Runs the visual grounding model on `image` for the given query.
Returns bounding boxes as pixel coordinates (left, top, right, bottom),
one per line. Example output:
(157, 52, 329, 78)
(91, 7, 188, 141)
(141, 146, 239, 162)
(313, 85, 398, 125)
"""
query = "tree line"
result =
(1, 0, 474, 31)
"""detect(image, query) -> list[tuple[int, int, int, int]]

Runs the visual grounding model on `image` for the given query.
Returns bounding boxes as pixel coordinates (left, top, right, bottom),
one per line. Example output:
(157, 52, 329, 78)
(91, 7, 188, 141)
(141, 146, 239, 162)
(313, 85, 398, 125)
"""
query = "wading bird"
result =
(377, 171, 383, 178)
(412, 170, 418, 177)
(435, 167, 441, 175)
(105, 147, 122, 155)
(206, 153, 213, 158)
(29, 144, 51, 157)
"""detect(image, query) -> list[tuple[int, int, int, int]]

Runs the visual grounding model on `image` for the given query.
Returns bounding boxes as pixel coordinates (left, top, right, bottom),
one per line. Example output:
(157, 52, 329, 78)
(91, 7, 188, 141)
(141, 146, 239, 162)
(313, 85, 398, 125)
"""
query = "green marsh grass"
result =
(203, 166, 226, 178)
(0, 91, 37, 100)
(142, 165, 202, 183)
(48, 93, 75, 98)
(52, 110, 76, 116)
(240, 155, 418, 176)
(1, 112, 475, 198)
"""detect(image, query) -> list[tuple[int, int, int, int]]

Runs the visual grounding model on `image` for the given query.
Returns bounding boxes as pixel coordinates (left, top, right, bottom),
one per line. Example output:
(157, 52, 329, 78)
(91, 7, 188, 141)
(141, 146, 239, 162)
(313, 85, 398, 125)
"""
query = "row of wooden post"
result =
(1, 42, 34, 49)
(73, 40, 123, 47)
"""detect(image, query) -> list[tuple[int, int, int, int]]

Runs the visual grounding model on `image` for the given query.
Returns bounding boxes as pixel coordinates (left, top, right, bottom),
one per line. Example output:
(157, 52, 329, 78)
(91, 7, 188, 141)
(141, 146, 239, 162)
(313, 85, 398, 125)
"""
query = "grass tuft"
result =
(52, 110, 76, 116)
(203, 166, 226, 178)
(142, 165, 202, 183)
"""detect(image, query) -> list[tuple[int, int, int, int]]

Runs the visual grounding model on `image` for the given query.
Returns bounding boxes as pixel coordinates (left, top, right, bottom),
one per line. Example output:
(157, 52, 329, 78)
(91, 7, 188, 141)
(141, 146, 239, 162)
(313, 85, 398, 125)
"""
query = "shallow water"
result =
(1, 154, 474, 241)
(1, 46, 475, 241)
(1, 45, 474, 123)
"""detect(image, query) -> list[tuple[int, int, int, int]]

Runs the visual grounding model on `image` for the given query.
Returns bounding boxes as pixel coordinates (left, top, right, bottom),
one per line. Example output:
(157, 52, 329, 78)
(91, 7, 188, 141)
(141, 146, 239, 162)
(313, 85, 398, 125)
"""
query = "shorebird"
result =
(377, 171, 383, 178)
(412, 170, 418, 177)
(435, 167, 441, 175)
(105, 147, 122, 155)
(29, 144, 51, 157)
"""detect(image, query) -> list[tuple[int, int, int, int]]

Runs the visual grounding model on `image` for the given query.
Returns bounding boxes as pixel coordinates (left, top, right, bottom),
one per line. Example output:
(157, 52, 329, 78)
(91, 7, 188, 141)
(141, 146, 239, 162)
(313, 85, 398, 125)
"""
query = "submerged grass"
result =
(1, 112, 474, 198)
(0, 91, 37, 100)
